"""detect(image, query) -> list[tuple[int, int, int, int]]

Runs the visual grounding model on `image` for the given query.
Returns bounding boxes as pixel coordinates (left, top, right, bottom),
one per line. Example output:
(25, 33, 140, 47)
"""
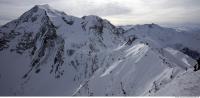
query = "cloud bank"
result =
(0, 0, 200, 25)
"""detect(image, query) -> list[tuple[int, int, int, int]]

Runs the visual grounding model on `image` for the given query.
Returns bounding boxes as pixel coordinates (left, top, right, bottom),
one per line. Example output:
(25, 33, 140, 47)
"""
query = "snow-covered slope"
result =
(152, 70, 200, 96)
(0, 5, 200, 96)
(124, 24, 200, 59)
(73, 34, 198, 96)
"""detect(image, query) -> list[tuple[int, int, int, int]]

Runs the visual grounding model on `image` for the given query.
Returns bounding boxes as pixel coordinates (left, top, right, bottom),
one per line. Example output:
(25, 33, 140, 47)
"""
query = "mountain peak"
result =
(34, 4, 51, 10)
(29, 4, 58, 14)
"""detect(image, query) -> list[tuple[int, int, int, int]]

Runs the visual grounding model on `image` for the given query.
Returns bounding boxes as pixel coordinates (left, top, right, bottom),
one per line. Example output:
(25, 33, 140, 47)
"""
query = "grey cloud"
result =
(0, 0, 54, 6)
(0, 16, 12, 21)
(88, 2, 132, 16)
(0, 16, 13, 25)
(142, 0, 200, 9)
(165, 0, 200, 8)
(0, 0, 200, 25)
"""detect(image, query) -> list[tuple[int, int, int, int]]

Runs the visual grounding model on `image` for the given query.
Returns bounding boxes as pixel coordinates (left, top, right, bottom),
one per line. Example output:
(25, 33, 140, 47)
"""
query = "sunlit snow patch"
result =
(100, 60, 122, 77)
(125, 43, 149, 63)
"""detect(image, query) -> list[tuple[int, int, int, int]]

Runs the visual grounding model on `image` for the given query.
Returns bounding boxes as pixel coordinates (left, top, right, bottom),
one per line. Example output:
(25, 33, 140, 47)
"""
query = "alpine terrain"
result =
(0, 4, 200, 96)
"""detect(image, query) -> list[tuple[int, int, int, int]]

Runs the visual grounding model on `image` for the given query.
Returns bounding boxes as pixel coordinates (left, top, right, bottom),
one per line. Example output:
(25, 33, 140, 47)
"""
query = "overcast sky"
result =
(0, 0, 200, 25)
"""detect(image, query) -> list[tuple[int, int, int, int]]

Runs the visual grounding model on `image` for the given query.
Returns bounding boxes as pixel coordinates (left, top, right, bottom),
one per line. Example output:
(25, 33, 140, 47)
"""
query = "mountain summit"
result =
(0, 5, 200, 96)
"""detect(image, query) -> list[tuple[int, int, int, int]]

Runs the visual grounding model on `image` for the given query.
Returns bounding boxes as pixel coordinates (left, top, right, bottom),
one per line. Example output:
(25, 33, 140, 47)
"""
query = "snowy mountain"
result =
(0, 5, 200, 96)
(163, 24, 200, 34)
